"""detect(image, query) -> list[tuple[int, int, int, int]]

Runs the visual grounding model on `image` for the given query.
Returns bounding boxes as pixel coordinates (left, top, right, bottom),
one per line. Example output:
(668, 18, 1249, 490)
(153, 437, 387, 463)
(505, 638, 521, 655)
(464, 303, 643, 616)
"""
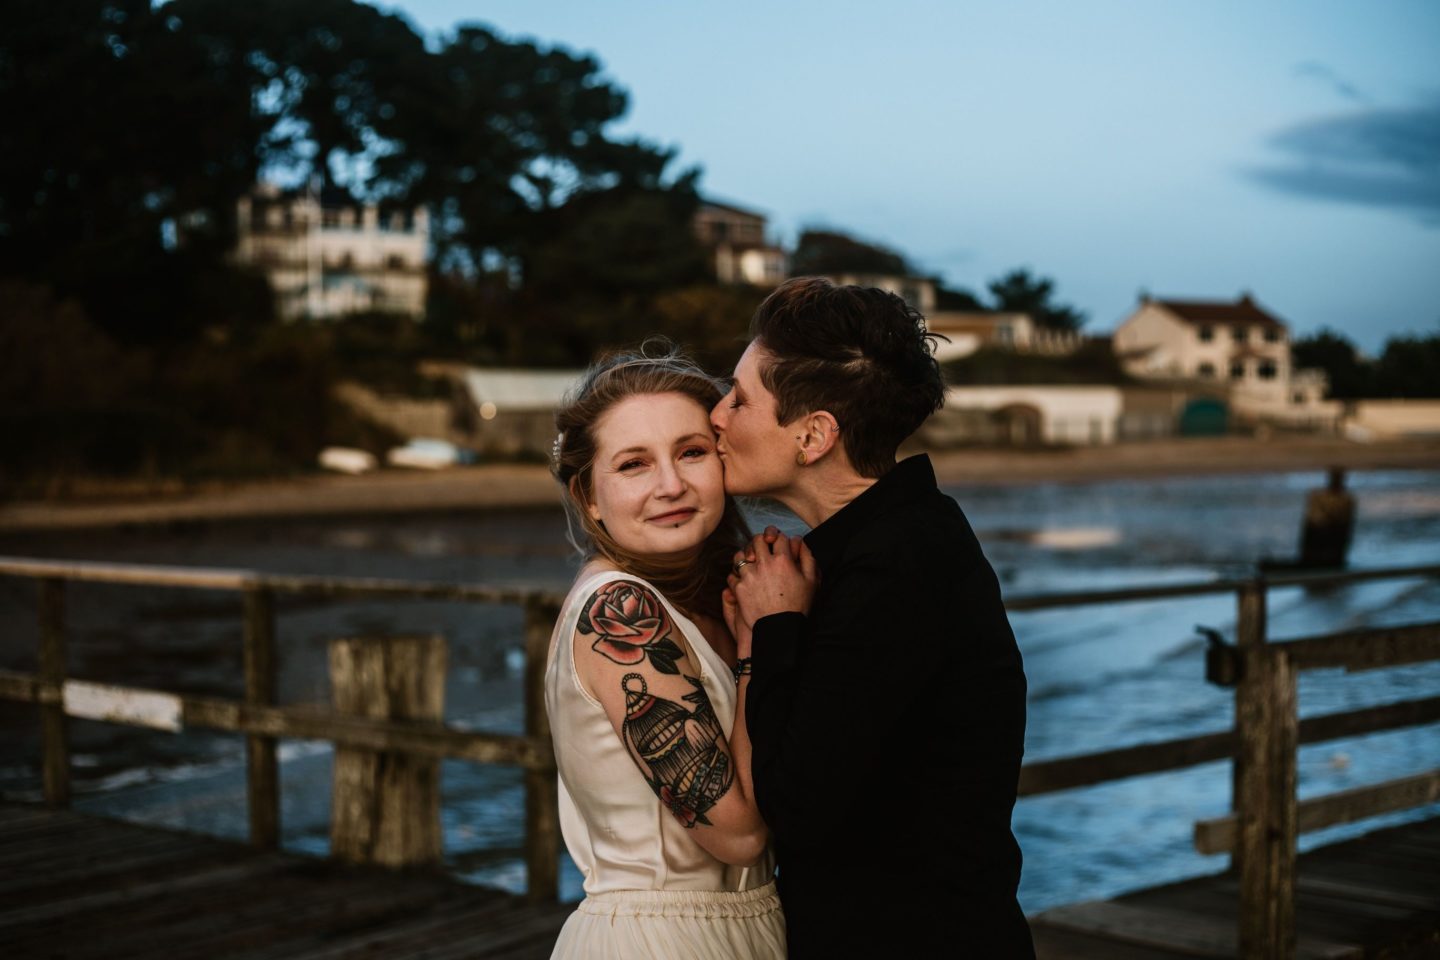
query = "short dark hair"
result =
(750, 277, 945, 478)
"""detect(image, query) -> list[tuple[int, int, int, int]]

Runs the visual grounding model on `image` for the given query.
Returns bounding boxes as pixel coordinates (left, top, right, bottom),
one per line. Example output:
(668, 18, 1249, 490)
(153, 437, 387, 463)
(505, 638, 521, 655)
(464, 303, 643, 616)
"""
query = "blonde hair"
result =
(553, 341, 748, 620)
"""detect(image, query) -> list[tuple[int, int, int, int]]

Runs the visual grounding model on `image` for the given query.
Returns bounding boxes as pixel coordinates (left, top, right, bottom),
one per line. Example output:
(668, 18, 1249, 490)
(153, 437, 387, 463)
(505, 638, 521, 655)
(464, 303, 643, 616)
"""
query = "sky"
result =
(385, 0, 1440, 352)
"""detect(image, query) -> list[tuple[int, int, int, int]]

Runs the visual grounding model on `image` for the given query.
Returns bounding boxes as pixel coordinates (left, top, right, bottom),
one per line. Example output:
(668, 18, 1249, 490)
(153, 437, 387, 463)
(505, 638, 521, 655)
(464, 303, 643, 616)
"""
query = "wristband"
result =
(732, 658, 753, 683)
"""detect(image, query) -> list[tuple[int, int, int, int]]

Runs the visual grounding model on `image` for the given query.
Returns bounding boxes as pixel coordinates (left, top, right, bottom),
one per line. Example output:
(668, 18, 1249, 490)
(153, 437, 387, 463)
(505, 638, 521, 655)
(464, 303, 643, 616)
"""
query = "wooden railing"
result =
(0, 556, 564, 901)
(1009, 562, 1440, 960)
(1, 554, 1437, 945)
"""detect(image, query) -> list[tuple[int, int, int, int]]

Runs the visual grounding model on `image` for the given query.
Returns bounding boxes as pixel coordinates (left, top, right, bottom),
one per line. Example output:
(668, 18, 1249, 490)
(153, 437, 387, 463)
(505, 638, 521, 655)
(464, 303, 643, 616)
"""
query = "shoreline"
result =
(3, 436, 1438, 533)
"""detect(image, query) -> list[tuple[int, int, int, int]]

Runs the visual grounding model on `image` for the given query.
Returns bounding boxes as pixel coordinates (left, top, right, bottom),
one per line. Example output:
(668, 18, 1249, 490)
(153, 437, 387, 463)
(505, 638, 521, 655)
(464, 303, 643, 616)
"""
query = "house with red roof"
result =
(1113, 293, 1338, 429)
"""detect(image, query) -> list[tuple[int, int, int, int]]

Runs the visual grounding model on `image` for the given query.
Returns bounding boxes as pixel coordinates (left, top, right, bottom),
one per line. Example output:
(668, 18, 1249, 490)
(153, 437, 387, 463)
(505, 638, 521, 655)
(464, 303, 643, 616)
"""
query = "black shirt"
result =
(748, 454, 1034, 958)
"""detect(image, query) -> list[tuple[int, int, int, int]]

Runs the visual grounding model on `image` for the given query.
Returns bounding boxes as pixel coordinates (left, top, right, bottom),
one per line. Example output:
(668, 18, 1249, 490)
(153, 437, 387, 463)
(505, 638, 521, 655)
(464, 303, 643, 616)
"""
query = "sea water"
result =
(1, 468, 1436, 911)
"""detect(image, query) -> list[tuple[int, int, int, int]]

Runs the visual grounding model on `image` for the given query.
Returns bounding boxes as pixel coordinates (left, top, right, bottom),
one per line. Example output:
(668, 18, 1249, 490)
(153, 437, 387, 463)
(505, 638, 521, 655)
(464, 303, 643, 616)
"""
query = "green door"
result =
(1179, 398, 1228, 436)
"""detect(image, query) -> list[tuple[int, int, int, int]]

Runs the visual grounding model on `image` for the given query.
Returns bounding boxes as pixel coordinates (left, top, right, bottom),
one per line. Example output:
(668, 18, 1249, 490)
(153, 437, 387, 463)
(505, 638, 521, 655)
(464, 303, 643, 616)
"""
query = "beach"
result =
(4, 435, 1439, 532)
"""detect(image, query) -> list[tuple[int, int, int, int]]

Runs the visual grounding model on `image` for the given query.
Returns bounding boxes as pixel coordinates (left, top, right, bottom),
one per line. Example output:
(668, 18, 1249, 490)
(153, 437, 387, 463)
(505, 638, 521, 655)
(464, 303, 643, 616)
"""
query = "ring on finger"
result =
(733, 558, 752, 574)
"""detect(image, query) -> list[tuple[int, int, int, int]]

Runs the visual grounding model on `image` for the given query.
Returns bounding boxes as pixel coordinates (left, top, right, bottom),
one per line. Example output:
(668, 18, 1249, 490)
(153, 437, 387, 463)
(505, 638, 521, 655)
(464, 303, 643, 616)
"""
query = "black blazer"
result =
(748, 455, 1035, 958)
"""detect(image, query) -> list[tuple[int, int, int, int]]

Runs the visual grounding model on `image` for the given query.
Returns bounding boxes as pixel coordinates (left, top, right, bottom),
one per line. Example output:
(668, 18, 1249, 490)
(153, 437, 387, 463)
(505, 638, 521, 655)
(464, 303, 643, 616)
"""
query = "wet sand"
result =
(4, 436, 1438, 532)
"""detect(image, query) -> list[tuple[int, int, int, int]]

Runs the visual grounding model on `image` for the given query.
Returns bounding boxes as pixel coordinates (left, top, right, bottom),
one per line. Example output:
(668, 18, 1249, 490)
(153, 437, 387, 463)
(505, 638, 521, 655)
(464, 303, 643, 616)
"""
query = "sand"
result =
(2, 436, 1437, 532)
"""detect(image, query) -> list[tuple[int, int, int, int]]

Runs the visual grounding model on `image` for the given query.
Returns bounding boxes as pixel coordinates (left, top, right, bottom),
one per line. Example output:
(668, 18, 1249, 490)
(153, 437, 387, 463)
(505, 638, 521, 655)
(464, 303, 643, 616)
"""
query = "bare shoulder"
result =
(573, 576, 687, 676)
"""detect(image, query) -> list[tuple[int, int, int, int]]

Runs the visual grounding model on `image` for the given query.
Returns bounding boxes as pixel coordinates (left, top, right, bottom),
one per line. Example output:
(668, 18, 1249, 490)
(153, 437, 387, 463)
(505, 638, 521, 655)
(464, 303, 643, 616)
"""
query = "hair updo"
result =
(553, 341, 748, 619)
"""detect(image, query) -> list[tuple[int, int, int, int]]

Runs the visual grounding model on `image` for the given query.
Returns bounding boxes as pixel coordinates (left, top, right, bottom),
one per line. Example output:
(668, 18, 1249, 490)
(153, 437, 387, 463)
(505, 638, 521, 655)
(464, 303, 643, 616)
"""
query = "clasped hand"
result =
(722, 526, 819, 658)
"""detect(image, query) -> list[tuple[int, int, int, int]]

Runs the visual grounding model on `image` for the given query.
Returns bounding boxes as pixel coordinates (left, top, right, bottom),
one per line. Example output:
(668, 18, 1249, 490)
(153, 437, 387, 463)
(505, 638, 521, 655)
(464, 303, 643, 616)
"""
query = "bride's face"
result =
(586, 392, 726, 558)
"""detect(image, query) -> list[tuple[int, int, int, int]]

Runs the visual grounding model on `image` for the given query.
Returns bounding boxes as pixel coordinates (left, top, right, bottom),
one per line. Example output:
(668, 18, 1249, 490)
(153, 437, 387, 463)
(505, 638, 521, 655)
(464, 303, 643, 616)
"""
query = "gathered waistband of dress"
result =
(574, 879, 780, 919)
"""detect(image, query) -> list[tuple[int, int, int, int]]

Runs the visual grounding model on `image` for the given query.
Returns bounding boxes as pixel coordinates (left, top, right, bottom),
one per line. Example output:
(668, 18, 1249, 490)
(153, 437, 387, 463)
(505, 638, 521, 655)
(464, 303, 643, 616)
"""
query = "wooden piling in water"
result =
(243, 585, 278, 850)
(523, 599, 561, 903)
(38, 578, 69, 809)
(329, 635, 447, 868)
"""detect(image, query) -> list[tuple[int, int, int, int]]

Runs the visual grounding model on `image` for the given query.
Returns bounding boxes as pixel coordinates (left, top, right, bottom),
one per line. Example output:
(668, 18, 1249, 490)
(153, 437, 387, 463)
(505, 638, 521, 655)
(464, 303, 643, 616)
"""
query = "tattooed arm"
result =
(574, 579, 768, 866)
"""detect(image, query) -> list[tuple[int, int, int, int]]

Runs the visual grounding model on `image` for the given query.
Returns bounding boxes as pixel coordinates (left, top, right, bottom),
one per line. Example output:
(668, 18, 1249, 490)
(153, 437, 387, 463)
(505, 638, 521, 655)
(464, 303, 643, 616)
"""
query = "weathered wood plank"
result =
(0, 853, 294, 926)
(0, 837, 221, 897)
(1039, 900, 1244, 958)
(1275, 620, 1440, 673)
(329, 635, 446, 868)
(523, 598, 560, 903)
(37, 578, 69, 808)
(1295, 875, 1437, 913)
(244, 584, 279, 850)
(240, 897, 544, 960)
(182, 696, 551, 767)
(1195, 769, 1440, 854)
(1037, 900, 1357, 960)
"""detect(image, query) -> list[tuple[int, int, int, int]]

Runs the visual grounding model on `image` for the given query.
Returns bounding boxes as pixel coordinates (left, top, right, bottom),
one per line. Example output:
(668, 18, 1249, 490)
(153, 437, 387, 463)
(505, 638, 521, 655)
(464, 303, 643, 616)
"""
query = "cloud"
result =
(1244, 102, 1440, 222)
(1293, 61, 1368, 104)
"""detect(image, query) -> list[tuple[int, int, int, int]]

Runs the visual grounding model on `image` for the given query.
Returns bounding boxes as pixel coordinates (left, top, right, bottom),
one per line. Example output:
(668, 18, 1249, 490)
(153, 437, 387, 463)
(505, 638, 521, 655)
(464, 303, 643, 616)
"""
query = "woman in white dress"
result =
(544, 345, 785, 959)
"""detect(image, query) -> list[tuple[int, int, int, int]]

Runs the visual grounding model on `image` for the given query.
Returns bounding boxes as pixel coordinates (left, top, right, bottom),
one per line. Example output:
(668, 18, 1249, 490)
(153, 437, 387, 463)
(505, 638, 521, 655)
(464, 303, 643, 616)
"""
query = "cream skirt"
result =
(549, 881, 786, 959)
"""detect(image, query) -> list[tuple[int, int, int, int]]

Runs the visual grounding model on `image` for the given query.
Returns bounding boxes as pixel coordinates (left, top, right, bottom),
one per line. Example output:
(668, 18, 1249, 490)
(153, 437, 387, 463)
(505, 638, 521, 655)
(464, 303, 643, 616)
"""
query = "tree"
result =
(375, 24, 687, 282)
(986, 268, 1086, 331)
(935, 285, 987, 311)
(1373, 333, 1440, 398)
(790, 229, 911, 277)
(1291, 329, 1375, 399)
(521, 180, 707, 300)
(0, 0, 268, 342)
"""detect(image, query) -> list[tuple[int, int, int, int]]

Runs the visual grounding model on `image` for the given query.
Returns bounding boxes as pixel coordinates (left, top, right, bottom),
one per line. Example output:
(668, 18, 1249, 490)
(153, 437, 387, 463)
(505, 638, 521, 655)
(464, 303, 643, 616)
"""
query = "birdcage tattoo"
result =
(621, 673, 733, 822)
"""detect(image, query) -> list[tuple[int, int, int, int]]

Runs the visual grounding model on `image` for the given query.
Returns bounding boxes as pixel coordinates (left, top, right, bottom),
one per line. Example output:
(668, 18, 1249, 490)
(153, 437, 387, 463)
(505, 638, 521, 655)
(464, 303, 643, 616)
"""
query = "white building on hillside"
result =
(235, 183, 429, 321)
(829, 273, 937, 314)
(926, 385, 1124, 446)
(927, 311, 1081, 361)
(1113, 293, 1340, 428)
(693, 200, 788, 286)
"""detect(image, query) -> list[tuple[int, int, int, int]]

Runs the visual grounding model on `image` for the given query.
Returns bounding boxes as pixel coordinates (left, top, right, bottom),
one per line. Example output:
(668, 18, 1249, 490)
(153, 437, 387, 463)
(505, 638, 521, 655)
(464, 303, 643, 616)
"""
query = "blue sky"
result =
(386, 1, 1439, 352)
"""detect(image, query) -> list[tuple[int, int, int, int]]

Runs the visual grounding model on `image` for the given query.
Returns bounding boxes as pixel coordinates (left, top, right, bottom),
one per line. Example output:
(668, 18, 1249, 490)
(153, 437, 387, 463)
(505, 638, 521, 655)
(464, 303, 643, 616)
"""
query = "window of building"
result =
(1232, 326, 1248, 342)
(1258, 360, 1277, 380)
(1263, 328, 1280, 343)
(1197, 362, 1215, 378)
(1293, 392, 1305, 405)
(338, 252, 354, 270)
(1198, 325, 1214, 342)
(1230, 361, 1246, 380)
(386, 254, 405, 270)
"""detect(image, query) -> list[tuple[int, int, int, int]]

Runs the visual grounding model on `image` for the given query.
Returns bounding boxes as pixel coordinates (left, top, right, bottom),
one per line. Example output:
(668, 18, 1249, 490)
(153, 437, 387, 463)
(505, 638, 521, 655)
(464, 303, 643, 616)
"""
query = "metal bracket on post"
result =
(1198, 625, 1241, 687)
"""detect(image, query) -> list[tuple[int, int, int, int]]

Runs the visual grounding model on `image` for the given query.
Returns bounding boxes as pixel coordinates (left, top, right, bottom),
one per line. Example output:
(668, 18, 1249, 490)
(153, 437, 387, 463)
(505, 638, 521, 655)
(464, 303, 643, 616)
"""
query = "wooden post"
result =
(243, 585, 279, 850)
(38, 578, 70, 808)
(1231, 580, 1266, 863)
(523, 599, 560, 903)
(329, 635, 446, 867)
(1234, 579, 1299, 959)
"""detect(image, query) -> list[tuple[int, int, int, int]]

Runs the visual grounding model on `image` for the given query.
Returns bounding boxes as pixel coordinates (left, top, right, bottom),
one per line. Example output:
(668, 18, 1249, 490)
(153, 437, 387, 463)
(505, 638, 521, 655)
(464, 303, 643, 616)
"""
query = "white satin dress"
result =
(544, 569, 784, 960)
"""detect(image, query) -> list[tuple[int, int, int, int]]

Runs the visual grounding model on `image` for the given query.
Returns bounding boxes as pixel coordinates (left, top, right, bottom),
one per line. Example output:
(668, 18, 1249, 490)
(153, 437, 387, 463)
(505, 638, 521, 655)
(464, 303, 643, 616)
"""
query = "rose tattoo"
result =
(579, 582, 684, 674)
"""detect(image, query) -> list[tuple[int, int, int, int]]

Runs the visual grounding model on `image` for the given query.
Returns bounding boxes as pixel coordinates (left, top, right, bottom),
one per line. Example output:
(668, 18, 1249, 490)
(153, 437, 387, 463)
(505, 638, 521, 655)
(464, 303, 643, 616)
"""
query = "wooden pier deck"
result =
(3, 801, 1436, 959)
(1028, 815, 1440, 959)
(0, 802, 572, 960)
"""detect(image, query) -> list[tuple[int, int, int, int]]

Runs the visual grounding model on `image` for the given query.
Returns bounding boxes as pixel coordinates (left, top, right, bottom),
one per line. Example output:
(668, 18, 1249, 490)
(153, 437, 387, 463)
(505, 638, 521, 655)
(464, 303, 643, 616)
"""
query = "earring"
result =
(796, 451, 807, 466)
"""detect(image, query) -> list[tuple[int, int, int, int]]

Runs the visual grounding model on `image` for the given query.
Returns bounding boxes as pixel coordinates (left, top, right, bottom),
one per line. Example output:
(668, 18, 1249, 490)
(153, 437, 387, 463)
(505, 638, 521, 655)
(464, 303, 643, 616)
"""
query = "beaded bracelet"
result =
(732, 658, 753, 683)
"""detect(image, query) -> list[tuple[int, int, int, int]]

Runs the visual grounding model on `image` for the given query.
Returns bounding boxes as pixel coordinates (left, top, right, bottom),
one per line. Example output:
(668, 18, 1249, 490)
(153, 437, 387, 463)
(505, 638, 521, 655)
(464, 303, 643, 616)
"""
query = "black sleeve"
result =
(745, 552, 912, 847)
